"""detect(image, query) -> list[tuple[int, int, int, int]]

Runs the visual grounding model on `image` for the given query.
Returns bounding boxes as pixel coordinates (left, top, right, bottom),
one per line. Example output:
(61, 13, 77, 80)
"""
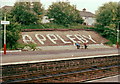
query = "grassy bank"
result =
(21, 23, 119, 46)
(21, 23, 87, 29)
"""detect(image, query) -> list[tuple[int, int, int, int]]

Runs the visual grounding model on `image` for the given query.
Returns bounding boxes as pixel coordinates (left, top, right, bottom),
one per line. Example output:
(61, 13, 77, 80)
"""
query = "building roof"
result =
(1, 6, 12, 12)
(80, 8, 95, 17)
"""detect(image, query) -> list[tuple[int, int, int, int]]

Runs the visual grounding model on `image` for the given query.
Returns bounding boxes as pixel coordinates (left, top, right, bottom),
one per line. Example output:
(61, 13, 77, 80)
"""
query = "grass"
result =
(21, 23, 88, 29)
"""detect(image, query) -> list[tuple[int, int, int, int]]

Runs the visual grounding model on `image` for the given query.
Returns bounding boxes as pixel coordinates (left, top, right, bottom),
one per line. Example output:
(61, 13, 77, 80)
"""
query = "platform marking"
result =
(1, 54, 119, 65)
(86, 75, 120, 82)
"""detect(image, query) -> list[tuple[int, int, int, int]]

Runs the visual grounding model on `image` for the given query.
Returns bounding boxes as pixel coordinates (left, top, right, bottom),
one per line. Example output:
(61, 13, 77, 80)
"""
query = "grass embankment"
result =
(21, 23, 119, 46)
(21, 23, 87, 29)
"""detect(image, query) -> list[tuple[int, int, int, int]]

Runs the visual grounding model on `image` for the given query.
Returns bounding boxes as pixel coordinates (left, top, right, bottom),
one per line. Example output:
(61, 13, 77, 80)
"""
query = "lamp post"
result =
(4, 13, 6, 54)
(117, 21, 119, 49)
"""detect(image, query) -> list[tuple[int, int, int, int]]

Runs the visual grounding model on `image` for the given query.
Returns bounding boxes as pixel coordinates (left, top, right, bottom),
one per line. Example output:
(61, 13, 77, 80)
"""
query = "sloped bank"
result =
(18, 29, 108, 47)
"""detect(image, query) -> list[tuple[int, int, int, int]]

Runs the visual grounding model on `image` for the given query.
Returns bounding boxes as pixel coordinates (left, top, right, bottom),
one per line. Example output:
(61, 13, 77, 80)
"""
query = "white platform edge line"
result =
(1, 54, 119, 66)
(86, 75, 120, 82)
(0, 50, 21, 53)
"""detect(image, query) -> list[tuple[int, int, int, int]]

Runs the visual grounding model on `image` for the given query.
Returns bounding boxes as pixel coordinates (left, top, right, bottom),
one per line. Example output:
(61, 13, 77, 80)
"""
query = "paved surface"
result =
(86, 75, 120, 82)
(1, 45, 119, 83)
(37, 44, 113, 51)
(1, 45, 119, 64)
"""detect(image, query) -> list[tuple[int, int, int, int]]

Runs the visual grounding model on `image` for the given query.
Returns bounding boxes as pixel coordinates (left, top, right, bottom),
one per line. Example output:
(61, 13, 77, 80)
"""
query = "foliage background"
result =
(1, 1, 119, 49)
(47, 2, 83, 27)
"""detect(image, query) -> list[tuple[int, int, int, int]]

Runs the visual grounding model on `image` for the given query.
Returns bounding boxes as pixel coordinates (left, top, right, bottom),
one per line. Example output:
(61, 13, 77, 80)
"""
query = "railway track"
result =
(23, 66, 119, 83)
(2, 65, 119, 83)
(1, 55, 119, 83)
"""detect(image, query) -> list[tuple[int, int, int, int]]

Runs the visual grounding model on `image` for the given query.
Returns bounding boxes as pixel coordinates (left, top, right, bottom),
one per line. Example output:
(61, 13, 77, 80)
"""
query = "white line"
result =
(86, 75, 120, 82)
(0, 50, 21, 53)
(1, 54, 119, 66)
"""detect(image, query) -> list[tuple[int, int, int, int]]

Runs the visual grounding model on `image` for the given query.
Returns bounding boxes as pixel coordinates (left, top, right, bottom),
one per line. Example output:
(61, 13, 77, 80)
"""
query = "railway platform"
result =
(1, 44, 119, 65)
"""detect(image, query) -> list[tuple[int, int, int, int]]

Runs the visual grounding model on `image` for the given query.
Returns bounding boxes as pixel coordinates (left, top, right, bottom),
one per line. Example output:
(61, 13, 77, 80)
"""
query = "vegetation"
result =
(1, 20, 21, 49)
(10, 2, 44, 25)
(117, 2, 120, 21)
(47, 1, 83, 27)
(21, 23, 87, 29)
(0, 9, 2, 49)
(1, 1, 44, 50)
(95, 2, 120, 45)
(1, 1, 119, 50)
(1, 8, 21, 50)
(95, 2, 118, 30)
(86, 27, 118, 45)
(17, 43, 37, 51)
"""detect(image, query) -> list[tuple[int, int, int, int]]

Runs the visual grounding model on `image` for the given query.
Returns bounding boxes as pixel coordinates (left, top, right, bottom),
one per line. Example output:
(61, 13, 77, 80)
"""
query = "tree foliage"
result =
(117, 1, 120, 31)
(0, 7, 22, 49)
(95, 2, 118, 29)
(1, 12, 21, 49)
(47, 1, 83, 27)
(1, 22, 21, 49)
(117, 1, 120, 21)
(10, 2, 44, 25)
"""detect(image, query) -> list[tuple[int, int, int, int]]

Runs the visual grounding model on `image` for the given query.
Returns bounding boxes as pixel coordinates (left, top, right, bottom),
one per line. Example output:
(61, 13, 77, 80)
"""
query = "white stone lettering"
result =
(74, 34, 88, 43)
(46, 34, 58, 44)
(22, 33, 98, 45)
(22, 35, 36, 44)
(82, 35, 96, 43)
(66, 35, 77, 43)
(35, 34, 46, 45)
(56, 34, 71, 44)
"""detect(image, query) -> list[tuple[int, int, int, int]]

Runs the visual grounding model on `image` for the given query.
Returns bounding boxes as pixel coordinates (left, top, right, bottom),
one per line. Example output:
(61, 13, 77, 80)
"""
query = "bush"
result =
(16, 43, 37, 51)
(25, 43, 37, 51)
(90, 27, 117, 44)
(104, 41, 113, 46)
(16, 43, 26, 50)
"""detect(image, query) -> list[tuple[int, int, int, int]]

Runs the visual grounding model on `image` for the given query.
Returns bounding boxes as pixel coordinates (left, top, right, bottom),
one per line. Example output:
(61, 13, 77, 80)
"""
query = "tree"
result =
(5, 23, 21, 49)
(117, 1, 120, 31)
(47, 1, 83, 27)
(95, 2, 120, 45)
(95, 2, 118, 29)
(117, 1, 120, 21)
(11, 1, 44, 25)
(2, 18, 21, 49)
(0, 9, 2, 49)
(1, 8, 21, 49)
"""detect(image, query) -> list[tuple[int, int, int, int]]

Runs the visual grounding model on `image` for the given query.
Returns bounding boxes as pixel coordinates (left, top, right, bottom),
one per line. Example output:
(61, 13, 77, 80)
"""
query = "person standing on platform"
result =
(75, 43, 80, 49)
(83, 42, 87, 49)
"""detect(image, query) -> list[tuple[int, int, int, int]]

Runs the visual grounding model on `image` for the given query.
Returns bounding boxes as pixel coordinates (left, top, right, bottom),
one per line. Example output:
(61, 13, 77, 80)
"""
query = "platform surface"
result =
(86, 75, 120, 82)
(1, 44, 119, 65)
